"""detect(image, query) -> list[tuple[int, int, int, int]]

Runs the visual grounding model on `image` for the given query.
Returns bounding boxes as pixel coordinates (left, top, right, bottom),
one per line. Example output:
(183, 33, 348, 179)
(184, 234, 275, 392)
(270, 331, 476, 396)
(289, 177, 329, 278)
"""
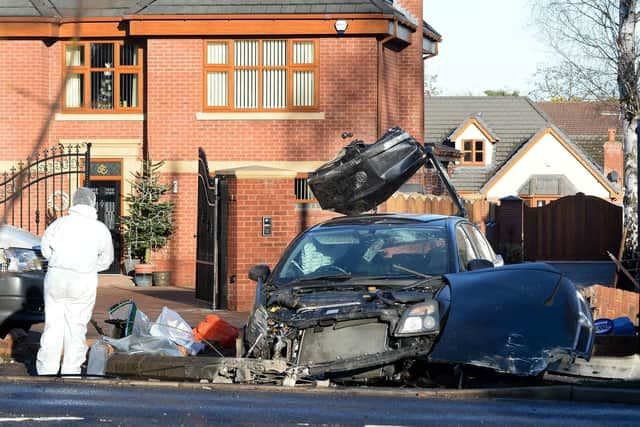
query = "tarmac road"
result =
(0, 379, 639, 427)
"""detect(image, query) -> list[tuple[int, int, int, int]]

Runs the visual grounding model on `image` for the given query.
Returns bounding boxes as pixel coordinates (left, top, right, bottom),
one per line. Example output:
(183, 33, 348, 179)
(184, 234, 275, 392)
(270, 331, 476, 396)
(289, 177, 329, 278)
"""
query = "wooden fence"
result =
(385, 193, 491, 227)
(523, 193, 622, 261)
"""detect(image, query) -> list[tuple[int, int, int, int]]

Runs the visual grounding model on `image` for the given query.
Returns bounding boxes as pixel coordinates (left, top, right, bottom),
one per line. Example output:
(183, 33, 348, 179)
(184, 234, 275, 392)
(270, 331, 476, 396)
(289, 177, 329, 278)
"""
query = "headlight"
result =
(395, 300, 440, 336)
(1, 247, 44, 272)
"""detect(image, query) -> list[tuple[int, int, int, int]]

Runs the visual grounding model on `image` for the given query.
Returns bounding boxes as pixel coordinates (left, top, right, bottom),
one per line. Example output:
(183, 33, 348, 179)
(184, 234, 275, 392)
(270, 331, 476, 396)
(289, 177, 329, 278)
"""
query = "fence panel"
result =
(523, 193, 622, 261)
(386, 194, 491, 229)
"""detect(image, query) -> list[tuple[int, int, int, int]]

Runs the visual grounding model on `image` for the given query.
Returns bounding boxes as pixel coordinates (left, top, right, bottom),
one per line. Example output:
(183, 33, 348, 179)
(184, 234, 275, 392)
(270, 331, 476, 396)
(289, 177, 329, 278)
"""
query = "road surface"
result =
(0, 379, 638, 426)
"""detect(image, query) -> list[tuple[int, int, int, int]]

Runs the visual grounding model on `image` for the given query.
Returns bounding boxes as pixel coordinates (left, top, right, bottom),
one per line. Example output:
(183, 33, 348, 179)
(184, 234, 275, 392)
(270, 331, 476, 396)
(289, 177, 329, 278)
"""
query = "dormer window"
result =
(462, 139, 484, 165)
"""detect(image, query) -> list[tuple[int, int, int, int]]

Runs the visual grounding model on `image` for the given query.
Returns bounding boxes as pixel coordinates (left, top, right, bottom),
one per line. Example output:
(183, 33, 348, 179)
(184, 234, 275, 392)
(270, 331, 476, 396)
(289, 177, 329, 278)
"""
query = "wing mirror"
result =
(467, 259, 495, 271)
(248, 264, 271, 282)
(494, 254, 504, 267)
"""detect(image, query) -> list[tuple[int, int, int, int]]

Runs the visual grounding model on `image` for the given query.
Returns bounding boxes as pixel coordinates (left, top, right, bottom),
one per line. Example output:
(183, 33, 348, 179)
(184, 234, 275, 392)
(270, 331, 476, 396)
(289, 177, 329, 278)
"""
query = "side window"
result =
(463, 224, 496, 262)
(455, 226, 477, 271)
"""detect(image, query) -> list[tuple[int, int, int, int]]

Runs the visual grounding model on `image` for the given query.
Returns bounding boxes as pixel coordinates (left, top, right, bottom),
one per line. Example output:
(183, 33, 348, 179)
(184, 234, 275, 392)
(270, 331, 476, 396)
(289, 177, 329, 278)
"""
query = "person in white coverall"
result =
(36, 188, 114, 376)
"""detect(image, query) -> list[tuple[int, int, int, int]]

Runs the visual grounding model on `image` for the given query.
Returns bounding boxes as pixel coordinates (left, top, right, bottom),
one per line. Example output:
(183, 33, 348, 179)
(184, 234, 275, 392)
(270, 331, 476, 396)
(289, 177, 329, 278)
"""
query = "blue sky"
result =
(423, 0, 550, 96)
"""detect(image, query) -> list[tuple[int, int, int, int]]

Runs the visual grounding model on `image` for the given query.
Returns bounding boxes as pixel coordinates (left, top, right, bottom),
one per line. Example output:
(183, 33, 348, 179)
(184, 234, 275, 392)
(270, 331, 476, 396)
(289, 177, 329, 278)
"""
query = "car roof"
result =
(311, 213, 464, 230)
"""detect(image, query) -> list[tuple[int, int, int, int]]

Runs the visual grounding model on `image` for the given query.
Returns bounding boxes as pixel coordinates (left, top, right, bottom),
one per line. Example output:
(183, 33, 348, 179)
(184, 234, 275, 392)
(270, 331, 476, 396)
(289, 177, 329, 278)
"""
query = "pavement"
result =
(89, 274, 248, 339)
(0, 274, 249, 375)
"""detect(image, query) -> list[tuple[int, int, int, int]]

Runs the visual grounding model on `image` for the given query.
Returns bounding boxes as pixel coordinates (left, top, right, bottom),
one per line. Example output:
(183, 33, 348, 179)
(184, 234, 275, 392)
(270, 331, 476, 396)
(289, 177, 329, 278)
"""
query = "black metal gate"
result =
(89, 180, 121, 274)
(195, 148, 227, 308)
(0, 143, 91, 235)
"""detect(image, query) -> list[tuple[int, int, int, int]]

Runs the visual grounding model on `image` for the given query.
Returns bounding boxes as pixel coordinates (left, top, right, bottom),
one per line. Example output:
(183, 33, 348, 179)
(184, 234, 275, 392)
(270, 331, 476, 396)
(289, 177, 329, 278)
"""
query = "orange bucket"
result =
(192, 314, 239, 349)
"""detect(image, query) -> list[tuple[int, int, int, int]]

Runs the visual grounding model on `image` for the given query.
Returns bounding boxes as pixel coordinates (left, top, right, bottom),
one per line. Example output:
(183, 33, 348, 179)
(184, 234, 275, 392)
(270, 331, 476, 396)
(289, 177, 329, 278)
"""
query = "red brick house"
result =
(0, 0, 438, 310)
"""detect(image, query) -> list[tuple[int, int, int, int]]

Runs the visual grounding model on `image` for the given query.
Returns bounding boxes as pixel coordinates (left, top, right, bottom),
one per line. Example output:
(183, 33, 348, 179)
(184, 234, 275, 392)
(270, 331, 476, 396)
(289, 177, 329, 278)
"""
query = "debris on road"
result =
(88, 300, 207, 375)
(192, 314, 239, 349)
(549, 354, 640, 381)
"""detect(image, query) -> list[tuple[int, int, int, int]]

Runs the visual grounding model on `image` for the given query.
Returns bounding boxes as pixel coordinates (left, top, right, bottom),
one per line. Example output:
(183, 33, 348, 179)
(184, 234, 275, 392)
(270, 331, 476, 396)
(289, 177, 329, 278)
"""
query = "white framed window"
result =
(204, 39, 318, 111)
(62, 41, 143, 113)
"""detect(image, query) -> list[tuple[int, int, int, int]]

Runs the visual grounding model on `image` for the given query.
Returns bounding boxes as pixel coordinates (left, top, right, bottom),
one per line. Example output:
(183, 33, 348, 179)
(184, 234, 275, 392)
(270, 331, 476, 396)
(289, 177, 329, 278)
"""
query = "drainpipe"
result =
(377, 21, 397, 138)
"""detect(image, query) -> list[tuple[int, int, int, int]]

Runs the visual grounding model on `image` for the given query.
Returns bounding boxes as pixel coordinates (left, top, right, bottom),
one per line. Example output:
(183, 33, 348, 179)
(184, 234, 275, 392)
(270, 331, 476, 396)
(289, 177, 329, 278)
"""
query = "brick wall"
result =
(147, 37, 379, 162)
(0, 40, 51, 159)
(582, 285, 639, 323)
(151, 172, 198, 287)
(225, 177, 339, 311)
(0, 40, 143, 158)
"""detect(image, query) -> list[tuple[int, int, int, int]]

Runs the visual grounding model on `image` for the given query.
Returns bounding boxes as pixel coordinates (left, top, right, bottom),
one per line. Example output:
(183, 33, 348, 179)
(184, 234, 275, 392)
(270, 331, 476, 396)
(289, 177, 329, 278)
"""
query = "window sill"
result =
(196, 111, 325, 121)
(55, 113, 145, 121)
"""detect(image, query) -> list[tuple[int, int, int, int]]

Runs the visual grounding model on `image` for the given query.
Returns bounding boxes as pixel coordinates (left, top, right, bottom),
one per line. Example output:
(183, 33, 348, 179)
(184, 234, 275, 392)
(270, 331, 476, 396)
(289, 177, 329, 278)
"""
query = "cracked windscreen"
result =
(272, 224, 450, 286)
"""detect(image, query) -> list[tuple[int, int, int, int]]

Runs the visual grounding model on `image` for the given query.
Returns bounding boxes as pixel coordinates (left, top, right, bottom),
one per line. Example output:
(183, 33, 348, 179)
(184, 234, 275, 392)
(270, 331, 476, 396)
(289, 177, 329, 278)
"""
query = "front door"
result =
(90, 180, 121, 274)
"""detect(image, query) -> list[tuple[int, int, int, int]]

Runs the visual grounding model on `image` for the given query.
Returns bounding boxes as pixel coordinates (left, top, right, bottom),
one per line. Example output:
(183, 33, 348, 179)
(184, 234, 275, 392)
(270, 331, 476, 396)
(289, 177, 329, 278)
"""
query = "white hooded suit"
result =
(36, 190, 114, 375)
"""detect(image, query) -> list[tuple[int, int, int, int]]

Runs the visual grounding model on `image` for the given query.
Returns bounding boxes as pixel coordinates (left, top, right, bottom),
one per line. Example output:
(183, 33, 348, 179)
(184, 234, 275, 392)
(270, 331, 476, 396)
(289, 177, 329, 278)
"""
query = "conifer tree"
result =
(122, 160, 174, 263)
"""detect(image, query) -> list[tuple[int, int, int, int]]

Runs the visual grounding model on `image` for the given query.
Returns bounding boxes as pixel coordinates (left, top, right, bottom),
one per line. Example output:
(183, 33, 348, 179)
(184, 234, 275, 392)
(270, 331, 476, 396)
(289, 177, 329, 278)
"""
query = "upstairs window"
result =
(461, 139, 484, 165)
(204, 39, 318, 111)
(63, 41, 143, 112)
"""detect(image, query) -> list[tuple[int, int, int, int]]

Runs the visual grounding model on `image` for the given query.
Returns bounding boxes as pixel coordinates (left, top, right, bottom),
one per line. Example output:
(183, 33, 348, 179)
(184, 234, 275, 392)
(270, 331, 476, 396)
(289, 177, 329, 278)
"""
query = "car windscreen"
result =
(271, 223, 450, 286)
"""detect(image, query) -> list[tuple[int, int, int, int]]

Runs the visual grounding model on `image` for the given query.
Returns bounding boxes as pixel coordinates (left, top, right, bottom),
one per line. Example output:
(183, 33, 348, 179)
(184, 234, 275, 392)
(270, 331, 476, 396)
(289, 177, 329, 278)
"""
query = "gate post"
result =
(84, 142, 92, 186)
(496, 196, 524, 263)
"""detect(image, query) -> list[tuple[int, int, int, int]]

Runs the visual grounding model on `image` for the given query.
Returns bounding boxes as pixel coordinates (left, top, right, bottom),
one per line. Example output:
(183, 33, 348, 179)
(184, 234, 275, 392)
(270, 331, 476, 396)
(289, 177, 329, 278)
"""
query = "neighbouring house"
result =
(0, 0, 437, 310)
(424, 97, 621, 207)
(537, 101, 623, 188)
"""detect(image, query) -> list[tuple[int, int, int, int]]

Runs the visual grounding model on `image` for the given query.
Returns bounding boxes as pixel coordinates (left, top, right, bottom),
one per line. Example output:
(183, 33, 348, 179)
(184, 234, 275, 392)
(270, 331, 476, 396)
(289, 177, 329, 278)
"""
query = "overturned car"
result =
(244, 214, 594, 385)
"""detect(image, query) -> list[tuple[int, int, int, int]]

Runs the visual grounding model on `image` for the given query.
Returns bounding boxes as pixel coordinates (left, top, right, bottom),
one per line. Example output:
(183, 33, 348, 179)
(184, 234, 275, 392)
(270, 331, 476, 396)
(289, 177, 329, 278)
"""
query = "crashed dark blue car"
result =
(245, 214, 594, 385)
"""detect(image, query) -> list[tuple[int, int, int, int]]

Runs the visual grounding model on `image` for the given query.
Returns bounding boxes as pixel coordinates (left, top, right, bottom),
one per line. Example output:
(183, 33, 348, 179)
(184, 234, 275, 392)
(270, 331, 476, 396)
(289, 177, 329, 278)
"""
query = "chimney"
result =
(604, 127, 622, 187)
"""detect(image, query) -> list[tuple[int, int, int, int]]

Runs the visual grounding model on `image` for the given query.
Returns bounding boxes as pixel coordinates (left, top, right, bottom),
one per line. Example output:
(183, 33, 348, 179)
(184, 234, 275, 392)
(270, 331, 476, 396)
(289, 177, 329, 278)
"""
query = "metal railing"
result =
(0, 143, 91, 235)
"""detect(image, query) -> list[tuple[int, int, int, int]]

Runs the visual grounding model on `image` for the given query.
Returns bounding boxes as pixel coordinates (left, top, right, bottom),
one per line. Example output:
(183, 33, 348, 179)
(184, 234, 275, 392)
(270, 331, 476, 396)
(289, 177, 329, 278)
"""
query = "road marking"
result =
(0, 417, 84, 422)
(365, 425, 409, 427)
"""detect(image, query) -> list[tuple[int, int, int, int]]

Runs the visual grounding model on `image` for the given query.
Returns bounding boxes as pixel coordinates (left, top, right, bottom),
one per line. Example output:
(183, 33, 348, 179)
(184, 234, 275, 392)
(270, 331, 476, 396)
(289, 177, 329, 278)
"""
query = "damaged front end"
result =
(429, 263, 594, 377)
(244, 275, 449, 384)
(244, 263, 594, 386)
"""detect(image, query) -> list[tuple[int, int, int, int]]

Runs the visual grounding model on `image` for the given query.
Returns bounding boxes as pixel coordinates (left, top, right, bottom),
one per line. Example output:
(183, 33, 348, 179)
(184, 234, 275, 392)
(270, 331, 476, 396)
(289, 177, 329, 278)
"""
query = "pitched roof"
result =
(517, 174, 578, 196)
(425, 97, 549, 191)
(536, 101, 621, 169)
(448, 115, 499, 143)
(424, 96, 616, 195)
(0, 0, 405, 18)
(481, 125, 617, 195)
